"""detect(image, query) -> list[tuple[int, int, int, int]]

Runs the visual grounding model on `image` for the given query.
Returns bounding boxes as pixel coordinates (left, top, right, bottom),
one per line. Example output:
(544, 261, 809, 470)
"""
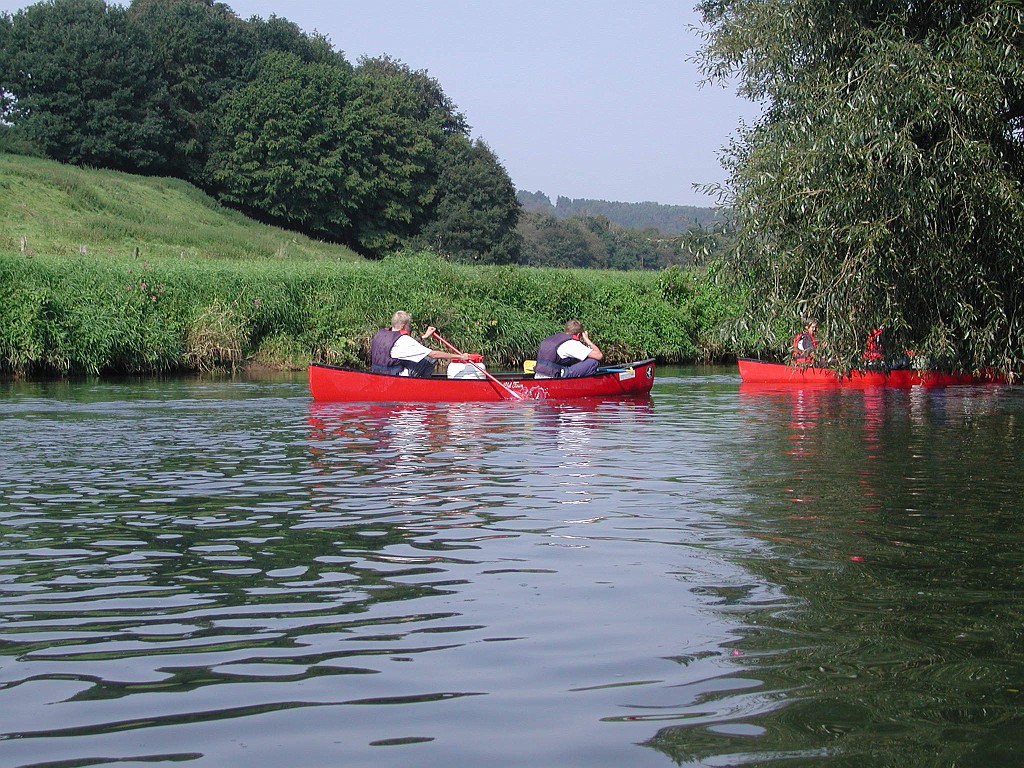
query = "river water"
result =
(1, 367, 1022, 767)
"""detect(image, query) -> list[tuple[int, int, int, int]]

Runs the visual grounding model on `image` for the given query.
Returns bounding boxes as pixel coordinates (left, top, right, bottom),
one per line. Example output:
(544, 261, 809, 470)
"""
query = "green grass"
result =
(0, 153, 740, 376)
(0, 153, 363, 262)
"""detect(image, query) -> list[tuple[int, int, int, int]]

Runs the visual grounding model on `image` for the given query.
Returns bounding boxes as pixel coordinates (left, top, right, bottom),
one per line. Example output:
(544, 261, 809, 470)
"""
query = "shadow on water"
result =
(645, 382, 1024, 767)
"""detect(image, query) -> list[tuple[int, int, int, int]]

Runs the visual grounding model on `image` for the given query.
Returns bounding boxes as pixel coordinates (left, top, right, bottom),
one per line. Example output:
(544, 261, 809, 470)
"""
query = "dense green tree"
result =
(126, 1, 344, 181)
(0, 12, 35, 157)
(517, 211, 609, 268)
(578, 216, 693, 270)
(0, 0, 174, 172)
(356, 54, 468, 136)
(356, 62, 522, 264)
(0, 1, 528, 266)
(126, 0, 258, 178)
(204, 51, 357, 238)
(516, 211, 690, 270)
(0, 123, 40, 156)
(697, 0, 1024, 373)
(246, 13, 340, 65)
(206, 49, 457, 255)
(200, 50, 468, 258)
(344, 58, 452, 256)
(0, 15, 10, 121)
(413, 136, 522, 264)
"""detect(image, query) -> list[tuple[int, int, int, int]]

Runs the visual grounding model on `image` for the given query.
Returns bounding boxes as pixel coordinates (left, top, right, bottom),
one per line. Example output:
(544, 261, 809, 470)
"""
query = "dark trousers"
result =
(562, 358, 599, 378)
(372, 359, 436, 377)
(405, 358, 437, 378)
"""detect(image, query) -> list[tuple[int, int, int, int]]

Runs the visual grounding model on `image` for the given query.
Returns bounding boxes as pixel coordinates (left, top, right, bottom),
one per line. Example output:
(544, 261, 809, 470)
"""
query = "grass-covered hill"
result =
(0, 154, 739, 377)
(0, 153, 363, 263)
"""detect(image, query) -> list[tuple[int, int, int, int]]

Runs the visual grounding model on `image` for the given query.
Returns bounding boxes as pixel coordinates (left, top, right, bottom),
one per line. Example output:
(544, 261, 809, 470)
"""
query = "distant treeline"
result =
(516, 212, 692, 271)
(517, 191, 723, 235)
(513, 191, 728, 271)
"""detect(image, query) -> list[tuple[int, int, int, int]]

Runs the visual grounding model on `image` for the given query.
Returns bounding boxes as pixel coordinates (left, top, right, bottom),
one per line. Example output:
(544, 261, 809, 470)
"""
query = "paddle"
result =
(428, 330, 525, 401)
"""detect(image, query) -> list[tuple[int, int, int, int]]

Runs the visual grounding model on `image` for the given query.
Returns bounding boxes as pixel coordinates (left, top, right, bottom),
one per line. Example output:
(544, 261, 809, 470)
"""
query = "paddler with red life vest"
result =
(791, 318, 818, 366)
(370, 311, 481, 377)
(534, 319, 603, 379)
(863, 326, 885, 366)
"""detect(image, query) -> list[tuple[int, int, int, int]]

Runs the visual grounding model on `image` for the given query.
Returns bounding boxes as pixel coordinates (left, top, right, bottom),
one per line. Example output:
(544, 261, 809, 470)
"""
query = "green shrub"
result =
(0, 251, 737, 376)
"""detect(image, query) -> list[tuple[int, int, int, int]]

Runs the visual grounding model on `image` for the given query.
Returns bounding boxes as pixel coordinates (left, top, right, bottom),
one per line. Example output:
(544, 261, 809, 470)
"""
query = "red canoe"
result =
(738, 357, 1000, 388)
(309, 359, 656, 402)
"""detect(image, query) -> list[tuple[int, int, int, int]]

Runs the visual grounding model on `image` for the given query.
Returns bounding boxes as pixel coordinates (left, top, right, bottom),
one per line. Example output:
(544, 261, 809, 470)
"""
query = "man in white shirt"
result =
(370, 311, 476, 377)
(533, 320, 603, 379)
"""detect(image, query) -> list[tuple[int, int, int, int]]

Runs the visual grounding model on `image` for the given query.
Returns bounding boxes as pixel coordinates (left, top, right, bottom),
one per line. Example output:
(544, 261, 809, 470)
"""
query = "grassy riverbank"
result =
(1, 250, 736, 375)
(0, 153, 362, 263)
(1, 153, 740, 376)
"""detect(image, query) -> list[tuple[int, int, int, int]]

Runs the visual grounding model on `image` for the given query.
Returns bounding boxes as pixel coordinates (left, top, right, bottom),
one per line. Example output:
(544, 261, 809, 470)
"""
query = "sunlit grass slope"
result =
(0, 153, 362, 262)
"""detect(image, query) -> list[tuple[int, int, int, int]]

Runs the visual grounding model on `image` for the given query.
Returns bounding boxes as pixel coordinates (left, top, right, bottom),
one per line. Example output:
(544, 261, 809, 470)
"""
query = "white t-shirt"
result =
(390, 334, 432, 376)
(535, 339, 593, 379)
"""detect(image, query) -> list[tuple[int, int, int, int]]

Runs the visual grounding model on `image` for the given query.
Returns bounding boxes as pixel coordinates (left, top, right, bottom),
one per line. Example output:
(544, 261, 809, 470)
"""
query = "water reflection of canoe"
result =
(309, 359, 657, 402)
(738, 357, 1001, 388)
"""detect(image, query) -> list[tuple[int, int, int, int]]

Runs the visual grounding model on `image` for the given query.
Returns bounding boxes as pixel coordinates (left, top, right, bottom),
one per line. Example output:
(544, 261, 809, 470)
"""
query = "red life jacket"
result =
(863, 327, 884, 361)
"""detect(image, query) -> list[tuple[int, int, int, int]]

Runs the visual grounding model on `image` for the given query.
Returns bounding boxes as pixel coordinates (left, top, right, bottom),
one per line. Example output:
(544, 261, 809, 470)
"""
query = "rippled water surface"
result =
(2, 369, 1023, 767)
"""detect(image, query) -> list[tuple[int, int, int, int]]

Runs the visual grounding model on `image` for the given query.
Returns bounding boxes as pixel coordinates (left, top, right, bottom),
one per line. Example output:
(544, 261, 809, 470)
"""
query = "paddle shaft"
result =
(430, 331, 524, 401)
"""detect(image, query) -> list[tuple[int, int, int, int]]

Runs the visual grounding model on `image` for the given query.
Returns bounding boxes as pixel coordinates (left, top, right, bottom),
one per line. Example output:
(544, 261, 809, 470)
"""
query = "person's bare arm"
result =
(581, 331, 603, 361)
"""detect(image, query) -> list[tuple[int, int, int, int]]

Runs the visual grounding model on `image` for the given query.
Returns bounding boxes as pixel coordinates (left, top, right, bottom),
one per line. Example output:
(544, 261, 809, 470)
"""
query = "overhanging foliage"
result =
(697, 0, 1024, 374)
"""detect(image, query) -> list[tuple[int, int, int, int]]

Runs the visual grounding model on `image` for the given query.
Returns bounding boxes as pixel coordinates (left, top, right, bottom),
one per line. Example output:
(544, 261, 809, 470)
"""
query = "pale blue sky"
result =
(0, 0, 761, 206)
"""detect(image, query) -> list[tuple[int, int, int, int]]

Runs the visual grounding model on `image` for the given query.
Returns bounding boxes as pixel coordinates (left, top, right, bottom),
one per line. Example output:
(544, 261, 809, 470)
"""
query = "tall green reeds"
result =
(0, 251, 736, 376)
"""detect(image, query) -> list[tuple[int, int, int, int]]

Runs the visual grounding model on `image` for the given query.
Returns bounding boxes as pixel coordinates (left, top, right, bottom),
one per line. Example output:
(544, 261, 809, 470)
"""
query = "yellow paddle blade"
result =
(523, 359, 536, 374)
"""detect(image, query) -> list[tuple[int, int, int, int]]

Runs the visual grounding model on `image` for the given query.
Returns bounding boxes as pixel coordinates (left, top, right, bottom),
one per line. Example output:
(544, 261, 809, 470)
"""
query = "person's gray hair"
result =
(391, 311, 412, 329)
(564, 319, 583, 335)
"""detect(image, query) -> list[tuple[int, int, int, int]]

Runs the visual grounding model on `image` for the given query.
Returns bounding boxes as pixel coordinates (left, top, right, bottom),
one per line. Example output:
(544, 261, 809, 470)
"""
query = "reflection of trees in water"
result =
(646, 386, 1024, 766)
